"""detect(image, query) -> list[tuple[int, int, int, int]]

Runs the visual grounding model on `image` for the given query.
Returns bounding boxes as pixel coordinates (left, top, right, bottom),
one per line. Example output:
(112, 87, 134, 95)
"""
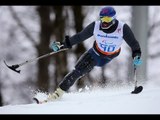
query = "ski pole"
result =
(131, 64, 143, 94)
(4, 48, 68, 74)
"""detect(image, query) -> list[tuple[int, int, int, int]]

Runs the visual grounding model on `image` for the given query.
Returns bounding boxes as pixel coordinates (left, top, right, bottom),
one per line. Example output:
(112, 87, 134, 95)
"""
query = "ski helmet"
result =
(99, 6, 116, 29)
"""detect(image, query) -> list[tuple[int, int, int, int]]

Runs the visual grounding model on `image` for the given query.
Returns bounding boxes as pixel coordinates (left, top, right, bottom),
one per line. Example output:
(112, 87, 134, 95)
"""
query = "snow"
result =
(0, 82, 160, 114)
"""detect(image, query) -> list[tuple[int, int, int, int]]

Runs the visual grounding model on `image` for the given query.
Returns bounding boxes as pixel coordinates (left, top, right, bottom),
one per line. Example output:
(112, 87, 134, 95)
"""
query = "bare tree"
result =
(36, 6, 52, 92)
(0, 82, 3, 106)
(8, 6, 69, 93)
(148, 7, 160, 59)
(71, 6, 87, 89)
(130, 6, 148, 84)
(51, 6, 68, 91)
(9, 6, 52, 92)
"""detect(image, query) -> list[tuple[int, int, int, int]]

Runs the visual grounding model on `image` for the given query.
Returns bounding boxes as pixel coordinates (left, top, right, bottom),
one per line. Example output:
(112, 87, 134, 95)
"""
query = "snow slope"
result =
(0, 82, 160, 114)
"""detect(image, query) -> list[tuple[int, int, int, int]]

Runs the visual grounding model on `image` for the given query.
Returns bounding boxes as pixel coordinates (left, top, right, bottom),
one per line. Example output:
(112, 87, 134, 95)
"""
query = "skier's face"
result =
(100, 16, 115, 29)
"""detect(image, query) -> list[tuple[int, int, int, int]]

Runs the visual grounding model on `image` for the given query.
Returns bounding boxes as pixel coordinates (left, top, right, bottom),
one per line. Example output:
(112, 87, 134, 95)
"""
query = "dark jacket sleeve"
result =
(123, 23, 142, 58)
(63, 22, 95, 48)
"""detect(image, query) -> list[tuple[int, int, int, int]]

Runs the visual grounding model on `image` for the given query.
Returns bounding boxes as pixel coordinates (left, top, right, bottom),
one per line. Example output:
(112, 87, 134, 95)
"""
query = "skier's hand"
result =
(133, 56, 142, 66)
(50, 41, 64, 52)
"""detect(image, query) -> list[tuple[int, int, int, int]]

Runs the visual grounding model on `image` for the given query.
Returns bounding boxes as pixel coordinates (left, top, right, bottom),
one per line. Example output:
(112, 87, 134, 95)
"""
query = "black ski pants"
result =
(59, 48, 120, 91)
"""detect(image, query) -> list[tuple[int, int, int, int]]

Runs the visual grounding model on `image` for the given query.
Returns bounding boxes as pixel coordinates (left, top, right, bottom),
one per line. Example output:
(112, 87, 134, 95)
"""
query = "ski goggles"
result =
(100, 16, 114, 23)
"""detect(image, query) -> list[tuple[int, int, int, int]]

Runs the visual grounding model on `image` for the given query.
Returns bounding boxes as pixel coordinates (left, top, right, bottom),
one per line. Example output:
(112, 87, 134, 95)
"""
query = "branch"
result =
(150, 51, 160, 59)
(8, 6, 37, 47)
(149, 20, 160, 37)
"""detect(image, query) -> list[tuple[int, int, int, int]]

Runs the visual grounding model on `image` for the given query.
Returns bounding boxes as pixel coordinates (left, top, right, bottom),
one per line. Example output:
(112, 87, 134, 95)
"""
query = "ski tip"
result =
(131, 86, 143, 94)
(33, 97, 39, 104)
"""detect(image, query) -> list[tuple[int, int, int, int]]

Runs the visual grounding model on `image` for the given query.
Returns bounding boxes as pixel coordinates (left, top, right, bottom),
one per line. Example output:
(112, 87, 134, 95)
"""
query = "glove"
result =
(50, 41, 64, 52)
(133, 56, 142, 66)
(132, 49, 142, 66)
(132, 49, 141, 59)
(63, 35, 72, 49)
(50, 36, 72, 52)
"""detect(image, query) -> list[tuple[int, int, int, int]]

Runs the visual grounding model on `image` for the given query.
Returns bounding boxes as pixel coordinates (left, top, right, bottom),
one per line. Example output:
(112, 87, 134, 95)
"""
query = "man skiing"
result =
(38, 6, 142, 103)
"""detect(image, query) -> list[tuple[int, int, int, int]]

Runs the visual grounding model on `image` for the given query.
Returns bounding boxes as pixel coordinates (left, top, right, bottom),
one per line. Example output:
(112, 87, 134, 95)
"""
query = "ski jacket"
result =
(68, 19, 141, 57)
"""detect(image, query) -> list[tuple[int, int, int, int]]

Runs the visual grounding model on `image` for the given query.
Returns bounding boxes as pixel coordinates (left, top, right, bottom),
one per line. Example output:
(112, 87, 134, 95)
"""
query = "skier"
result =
(39, 6, 142, 103)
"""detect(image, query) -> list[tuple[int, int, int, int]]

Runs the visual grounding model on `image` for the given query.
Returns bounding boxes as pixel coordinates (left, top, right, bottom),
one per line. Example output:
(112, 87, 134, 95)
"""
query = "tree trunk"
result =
(0, 84, 2, 106)
(36, 6, 52, 92)
(51, 6, 68, 90)
(72, 6, 88, 90)
(129, 6, 148, 84)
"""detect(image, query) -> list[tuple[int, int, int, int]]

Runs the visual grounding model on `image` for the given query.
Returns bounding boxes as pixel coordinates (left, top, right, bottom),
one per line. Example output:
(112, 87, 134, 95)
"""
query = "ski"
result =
(33, 92, 48, 104)
(33, 97, 40, 104)
(131, 86, 143, 94)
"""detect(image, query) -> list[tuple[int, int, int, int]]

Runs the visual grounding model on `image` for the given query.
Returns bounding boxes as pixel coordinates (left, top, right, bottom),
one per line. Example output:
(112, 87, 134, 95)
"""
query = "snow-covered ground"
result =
(0, 81, 160, 114)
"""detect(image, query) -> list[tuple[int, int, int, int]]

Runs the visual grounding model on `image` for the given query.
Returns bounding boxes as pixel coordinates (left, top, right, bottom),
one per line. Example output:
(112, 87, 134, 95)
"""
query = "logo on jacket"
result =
(117, 28, 121, 33)
(97, 34, 118, 39)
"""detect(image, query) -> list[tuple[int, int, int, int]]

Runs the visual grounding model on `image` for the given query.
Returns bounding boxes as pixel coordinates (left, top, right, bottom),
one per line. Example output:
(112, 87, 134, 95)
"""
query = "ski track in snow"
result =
(0, 84, 160, 114)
